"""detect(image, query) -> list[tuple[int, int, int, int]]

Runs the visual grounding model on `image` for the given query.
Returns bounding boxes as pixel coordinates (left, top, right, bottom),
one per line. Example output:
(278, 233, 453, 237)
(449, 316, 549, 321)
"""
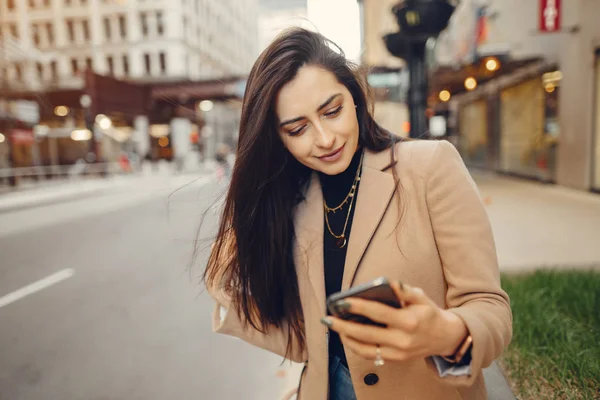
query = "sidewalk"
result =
(472, 171, 600, 271)
(0, 161, 215, 214)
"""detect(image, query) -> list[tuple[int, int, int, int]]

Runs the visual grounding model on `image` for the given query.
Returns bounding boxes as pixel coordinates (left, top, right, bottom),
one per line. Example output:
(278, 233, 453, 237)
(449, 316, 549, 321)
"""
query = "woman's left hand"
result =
(322, 282, 468, 362)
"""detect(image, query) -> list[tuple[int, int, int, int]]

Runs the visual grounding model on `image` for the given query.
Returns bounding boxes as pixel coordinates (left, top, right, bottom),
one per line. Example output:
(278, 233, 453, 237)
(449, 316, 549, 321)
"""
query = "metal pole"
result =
(407, 40, 429, 139)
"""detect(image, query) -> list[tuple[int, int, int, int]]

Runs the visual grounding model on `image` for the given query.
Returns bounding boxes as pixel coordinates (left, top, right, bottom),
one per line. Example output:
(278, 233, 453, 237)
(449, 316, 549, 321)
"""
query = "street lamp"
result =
(383, 0, 456, 139)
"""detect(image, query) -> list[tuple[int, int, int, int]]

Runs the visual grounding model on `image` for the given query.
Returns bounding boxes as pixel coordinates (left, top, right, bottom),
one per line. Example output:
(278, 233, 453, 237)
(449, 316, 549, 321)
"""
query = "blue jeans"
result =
(329, 356, 357, 400)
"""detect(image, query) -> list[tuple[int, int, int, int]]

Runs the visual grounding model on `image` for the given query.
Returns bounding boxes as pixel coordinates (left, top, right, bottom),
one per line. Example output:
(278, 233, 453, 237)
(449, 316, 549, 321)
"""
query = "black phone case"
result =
(326, 277, 403, 326)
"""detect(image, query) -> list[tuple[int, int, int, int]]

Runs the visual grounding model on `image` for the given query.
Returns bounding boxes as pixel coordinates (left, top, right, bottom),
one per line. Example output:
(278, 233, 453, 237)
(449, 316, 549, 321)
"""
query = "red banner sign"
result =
(10, 129, 35, 145)
(540, 0, 561, 32)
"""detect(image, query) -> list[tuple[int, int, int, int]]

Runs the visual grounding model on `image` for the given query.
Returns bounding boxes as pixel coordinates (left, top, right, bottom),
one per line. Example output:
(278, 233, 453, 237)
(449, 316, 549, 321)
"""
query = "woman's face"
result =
(275, 65, 360, 176)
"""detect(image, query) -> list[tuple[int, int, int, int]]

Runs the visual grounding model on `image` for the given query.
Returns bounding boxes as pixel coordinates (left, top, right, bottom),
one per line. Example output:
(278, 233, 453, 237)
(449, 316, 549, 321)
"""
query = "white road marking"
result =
(0, 268, 75, 308)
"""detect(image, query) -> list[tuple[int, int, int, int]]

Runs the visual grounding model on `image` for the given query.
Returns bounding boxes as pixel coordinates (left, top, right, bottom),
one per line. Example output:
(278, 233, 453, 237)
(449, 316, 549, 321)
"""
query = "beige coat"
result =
(209, 140, 512, 400)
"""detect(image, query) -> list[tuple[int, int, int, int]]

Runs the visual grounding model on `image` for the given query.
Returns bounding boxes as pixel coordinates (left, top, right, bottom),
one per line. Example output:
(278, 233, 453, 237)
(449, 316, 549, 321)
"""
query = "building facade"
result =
(0, 0, 258, 172)
(435, 0, 600, 192)
(0, 0, 258, 90)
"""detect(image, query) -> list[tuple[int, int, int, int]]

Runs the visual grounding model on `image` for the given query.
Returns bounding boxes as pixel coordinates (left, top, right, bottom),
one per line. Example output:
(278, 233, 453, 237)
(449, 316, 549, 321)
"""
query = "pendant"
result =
(336, 237, 347, 248)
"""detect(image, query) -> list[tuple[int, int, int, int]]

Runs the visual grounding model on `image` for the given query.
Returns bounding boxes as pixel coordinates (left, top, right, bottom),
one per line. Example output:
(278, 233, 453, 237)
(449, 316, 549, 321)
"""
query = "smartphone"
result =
(326, 277, 403, 326)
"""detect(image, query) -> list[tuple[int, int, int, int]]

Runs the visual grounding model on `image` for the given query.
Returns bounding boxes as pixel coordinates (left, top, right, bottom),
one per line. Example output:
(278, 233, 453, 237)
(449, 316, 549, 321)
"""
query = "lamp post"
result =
(383, 0, 456, 139)
(79, 93, 96, 165)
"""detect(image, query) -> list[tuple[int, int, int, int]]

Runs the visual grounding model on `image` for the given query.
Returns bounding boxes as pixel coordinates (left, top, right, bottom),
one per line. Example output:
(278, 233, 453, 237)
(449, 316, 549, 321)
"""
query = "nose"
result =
(314, 123, 335, 149)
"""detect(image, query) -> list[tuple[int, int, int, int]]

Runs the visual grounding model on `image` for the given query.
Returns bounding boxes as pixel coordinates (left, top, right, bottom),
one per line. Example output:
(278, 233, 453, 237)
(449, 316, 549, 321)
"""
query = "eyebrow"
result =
(279, 93, 342, 128)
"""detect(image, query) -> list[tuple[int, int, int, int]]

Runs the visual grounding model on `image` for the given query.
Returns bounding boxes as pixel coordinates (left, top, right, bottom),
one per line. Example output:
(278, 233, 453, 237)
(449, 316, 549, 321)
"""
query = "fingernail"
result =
(334, 300, 352, 312)
(320, 317, 333, 327)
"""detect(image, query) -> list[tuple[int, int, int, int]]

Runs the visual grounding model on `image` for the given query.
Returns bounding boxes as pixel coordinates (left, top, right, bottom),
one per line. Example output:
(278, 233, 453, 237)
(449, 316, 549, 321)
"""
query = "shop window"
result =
(500, 78, 547, 180)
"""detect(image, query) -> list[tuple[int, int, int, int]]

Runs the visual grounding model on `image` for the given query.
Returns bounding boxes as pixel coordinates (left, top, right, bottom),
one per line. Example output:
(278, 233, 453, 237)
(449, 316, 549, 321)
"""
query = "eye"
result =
(288, 125, 307, 137)
(324, 106, 343, 118)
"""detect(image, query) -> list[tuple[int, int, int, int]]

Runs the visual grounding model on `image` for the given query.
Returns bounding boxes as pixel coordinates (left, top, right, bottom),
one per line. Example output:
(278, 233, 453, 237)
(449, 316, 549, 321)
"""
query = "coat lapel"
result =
(294, 173, 326, 308)
(341, 148, 396, 290)
(294, 146, 398, 306)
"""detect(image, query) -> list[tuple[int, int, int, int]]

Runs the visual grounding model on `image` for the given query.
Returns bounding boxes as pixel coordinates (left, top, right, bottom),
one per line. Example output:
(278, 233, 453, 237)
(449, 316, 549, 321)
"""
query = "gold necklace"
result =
(323, 151, 364, 248)
(323, 151, 364, 213)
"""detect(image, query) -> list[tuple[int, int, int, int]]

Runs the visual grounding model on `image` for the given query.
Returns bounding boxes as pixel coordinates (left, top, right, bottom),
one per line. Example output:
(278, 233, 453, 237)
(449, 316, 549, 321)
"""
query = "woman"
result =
(204, 28, 512, 400)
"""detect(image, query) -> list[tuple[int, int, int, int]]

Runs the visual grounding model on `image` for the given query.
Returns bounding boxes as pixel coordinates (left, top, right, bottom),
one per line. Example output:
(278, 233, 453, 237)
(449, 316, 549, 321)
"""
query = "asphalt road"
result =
(0, 175, 288, 400)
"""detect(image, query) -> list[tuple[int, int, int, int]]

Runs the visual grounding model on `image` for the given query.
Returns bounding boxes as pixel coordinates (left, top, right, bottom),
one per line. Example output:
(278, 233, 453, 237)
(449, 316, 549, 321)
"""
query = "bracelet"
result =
(441, 334, 473, 364)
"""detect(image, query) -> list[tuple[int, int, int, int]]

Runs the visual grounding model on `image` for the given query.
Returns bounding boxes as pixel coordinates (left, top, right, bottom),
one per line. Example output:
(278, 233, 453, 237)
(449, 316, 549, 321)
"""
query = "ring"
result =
(374, 345, 385, 367)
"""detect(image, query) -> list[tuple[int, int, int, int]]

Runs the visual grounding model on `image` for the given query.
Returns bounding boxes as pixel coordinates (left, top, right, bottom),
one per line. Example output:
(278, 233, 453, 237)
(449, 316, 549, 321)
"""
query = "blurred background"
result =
(0, 0, 598, 399)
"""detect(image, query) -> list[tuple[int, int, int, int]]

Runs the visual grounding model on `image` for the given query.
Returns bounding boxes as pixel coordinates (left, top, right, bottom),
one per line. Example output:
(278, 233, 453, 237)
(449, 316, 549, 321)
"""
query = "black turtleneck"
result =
(318, 148, 363, 368)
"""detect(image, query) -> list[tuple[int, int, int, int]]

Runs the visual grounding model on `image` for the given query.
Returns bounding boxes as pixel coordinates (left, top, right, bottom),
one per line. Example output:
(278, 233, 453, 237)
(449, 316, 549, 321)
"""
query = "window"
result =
(159, 52, 166, 74)
(46, 23, 54, 45)
(7, 0, 15, 10)
(140, 12, 148, 37)
(144, 53, 151, 75)
(9, 24, 18, 40)
(15, 64, 22, 81)
(66, 20, 75, 42)
(36, 62, 43, 79)
(118, 15, 126, 39)
(50, 61, 57, 79)
(82, 20, 90, 41)
(65, 0, 71, 5)
(71, 58, 79, 75)
(43, 0, 50, 6)
(32, 25, 40, 46)
(156, 11, 164, 36)
(106, 56, 114, 75)
(103, 17, 111, 41)
(28, 0, 35, 9)
(85, 57, 93, 71)
(122, 54, 129, 76)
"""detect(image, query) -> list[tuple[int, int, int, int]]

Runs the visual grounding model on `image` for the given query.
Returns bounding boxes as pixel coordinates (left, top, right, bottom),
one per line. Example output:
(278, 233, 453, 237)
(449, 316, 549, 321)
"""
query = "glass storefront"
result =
(458, 99, 488, 168)
(499, 78, 555, 181)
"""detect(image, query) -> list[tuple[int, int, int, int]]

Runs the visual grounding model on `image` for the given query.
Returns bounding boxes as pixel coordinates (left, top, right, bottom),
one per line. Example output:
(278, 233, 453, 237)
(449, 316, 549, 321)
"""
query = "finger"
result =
(392, 282, 430, 306)
(340, 334, 407, 362)
(323, 316, 399, 348)
(335, 297, 400, 326)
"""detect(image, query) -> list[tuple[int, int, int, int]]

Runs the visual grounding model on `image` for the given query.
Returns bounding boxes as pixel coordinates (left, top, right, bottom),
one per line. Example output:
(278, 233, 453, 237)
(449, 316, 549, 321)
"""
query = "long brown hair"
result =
(204, 28, 398, 357)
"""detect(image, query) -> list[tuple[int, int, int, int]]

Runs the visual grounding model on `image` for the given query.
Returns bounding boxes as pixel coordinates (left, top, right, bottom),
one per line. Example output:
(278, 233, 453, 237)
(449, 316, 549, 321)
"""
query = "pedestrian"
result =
(204, 28, 511, 400)
(215, 143, 231, 181)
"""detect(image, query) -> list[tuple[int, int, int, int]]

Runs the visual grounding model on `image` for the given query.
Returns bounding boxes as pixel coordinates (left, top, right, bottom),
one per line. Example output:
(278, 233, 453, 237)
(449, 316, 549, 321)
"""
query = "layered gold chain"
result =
(323, 151, 364, 248)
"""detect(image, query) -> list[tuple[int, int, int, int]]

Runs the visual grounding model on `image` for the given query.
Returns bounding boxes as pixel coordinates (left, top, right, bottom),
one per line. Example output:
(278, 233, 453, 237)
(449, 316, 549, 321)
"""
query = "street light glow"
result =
(199, 100, 214, 112)
(54, 106, 69, 117)
(465, 77, 478, 91)
(439, 90, 451, 102)
(96, 114, 113, 130)
(0, 133, 5, 143)
(485, 58, 500, 72)
(71, 129, 92, 141)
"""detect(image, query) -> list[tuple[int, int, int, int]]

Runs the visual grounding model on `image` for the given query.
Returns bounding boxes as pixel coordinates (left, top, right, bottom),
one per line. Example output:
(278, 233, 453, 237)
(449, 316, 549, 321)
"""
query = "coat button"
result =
(363, 373, 379, 386)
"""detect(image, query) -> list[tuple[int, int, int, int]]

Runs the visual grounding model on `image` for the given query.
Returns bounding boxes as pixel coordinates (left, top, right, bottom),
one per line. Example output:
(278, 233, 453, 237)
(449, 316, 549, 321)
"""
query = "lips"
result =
(318, 145, 344, 160)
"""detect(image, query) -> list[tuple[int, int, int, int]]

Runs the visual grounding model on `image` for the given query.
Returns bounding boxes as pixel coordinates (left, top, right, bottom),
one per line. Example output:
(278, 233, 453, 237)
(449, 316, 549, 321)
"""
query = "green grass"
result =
(500, 270, 600, 400)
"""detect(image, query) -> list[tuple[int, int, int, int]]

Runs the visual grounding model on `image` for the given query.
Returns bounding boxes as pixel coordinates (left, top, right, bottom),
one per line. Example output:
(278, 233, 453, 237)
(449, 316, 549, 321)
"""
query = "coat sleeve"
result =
(423, 140, 512, 387)
(206, 243, 307, 363)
